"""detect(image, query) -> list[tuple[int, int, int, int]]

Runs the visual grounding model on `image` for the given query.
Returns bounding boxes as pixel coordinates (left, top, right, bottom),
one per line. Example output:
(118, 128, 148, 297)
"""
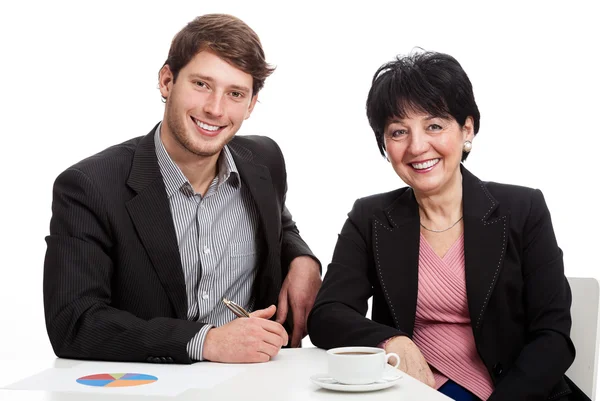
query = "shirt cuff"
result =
(186, 324, 213, 361)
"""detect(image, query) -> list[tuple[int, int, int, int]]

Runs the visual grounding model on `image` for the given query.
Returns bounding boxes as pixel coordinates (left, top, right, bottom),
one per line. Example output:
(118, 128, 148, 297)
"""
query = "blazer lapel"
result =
(125, 129, 188, 319)
(228, 141, 279, 301)
(462, 166, 509, 331)
(373, 188, 421, 337)
(373, 166, 509, 336)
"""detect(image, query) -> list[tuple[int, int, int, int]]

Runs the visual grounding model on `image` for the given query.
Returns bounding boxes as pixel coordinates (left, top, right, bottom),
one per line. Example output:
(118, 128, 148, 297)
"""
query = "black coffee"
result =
(334, 352, 376, 355)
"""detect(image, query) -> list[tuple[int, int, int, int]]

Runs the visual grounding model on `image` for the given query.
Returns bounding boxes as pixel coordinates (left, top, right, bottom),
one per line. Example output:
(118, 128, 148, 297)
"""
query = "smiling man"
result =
(43, 14, 321, 364)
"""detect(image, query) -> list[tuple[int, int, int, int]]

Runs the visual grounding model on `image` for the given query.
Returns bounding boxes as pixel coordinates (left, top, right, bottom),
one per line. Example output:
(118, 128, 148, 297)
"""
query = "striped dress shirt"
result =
(154, 125, 262, 361)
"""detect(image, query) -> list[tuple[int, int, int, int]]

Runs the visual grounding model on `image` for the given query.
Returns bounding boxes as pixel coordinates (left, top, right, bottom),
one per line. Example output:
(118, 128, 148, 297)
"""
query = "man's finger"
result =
(260, 319, 289, 346)
(275, 290, 288, 324)
(291, 307, 305, 347)
(250, 304, 276, 319)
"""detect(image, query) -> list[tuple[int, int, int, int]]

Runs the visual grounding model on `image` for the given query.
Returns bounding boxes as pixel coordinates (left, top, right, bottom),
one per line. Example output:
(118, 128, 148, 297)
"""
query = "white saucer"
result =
(310, 367, 402, 392)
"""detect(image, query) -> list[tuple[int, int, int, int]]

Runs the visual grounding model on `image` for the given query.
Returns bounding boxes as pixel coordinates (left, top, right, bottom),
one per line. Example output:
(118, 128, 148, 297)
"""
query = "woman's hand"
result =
(385, 336, 436, 387)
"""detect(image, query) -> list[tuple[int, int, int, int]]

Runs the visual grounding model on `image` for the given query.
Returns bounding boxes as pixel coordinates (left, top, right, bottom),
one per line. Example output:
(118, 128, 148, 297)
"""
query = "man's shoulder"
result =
(229, 134, 286, 172)
(67, 136, 143, 177)
(229, 134, 280, 157)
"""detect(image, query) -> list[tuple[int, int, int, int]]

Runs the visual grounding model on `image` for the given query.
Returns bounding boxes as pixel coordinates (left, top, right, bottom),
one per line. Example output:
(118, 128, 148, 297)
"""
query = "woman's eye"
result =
(428, 124, 442, 130)
(390, 130, 407, 139)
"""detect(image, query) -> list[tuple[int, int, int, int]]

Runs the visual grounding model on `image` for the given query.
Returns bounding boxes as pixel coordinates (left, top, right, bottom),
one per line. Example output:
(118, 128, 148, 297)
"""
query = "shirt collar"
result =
(154, 123, 240, 198)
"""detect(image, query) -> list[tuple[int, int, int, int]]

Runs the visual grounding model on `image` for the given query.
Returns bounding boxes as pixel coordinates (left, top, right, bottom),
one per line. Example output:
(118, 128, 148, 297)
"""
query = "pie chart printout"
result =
(76, 373, 158, 387)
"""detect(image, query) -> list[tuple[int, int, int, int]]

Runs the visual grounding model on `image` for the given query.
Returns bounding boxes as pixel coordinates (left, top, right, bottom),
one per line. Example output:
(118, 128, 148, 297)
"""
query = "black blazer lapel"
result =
(372, 167, 510, 336)
(228, 142, 280, 305)
(462, 166, 509, 331)
(125, 130, 188, 319)
(373, 188, 421, 337)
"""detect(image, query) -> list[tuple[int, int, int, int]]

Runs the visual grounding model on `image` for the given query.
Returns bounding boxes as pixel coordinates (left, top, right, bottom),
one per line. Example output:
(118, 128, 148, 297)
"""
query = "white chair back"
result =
(567, 277, 600, 400)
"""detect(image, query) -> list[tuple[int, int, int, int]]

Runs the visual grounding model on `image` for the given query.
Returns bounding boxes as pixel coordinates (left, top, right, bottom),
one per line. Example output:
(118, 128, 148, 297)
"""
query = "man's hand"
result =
(202, 305, 288, 363)
(385, 336, 436, 387)
(275, 256, 322, 347)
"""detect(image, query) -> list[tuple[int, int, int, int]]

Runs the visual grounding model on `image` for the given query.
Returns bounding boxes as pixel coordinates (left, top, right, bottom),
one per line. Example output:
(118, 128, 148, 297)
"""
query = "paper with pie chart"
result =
(3, 361, 245, 396)
(76, 372, 158, 387)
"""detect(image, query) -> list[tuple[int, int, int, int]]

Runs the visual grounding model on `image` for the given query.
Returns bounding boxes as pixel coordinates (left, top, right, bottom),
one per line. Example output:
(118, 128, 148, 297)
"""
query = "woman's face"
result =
(384, 110, 474, 196)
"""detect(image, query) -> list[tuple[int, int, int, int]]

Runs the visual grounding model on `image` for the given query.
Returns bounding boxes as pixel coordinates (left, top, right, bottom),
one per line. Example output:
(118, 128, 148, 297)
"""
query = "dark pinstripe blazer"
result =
(308, 167, 589, 401)
(43, 124, 317, 364)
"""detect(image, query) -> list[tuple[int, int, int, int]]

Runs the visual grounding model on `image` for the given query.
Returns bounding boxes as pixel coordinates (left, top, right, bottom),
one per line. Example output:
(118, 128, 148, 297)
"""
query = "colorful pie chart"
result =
(76, 373, 158, 387)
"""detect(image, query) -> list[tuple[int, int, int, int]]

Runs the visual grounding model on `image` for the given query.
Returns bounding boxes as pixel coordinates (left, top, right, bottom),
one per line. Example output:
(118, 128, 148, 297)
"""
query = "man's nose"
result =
(203, 92, 224, 117)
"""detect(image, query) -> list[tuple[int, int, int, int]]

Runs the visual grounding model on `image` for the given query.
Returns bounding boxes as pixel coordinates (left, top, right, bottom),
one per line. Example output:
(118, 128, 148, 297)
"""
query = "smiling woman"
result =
(307, 50, 590, 401)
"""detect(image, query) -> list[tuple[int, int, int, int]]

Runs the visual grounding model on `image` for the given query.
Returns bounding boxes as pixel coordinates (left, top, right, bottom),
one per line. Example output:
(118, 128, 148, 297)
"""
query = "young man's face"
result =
(159, 50, 257, 158)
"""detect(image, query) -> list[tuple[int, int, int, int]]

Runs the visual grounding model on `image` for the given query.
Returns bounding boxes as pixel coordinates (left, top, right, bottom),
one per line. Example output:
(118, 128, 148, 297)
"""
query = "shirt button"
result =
(203, 246, 210, 254)
(202, 292, 209, 300)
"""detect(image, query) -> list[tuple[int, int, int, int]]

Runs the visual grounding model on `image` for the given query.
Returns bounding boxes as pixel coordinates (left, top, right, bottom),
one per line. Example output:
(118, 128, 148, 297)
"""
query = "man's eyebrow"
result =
(188, 74, 251, 93)
(228, 84, 251, 93)
(189, 73, 213, 82)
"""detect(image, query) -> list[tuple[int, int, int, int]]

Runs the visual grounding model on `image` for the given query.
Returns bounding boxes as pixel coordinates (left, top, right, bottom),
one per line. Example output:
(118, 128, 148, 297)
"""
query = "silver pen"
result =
(222, 298, 251, 318)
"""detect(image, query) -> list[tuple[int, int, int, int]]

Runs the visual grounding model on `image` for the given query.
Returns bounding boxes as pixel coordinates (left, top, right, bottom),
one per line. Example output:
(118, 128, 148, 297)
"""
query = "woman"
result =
(307, 51, 588, 401)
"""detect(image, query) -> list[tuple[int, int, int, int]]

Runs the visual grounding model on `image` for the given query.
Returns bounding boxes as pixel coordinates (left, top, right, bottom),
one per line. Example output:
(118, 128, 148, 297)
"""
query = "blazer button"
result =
(493, 363, 503, 376)
(146, 357, 154, 362)
(160, 357, 167, 363)
(167, 357, 173, 363)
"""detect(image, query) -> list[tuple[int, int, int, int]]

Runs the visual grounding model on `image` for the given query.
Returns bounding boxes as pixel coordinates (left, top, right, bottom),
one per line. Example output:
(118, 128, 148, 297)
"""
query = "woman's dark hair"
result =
(366, 50, 480, 161)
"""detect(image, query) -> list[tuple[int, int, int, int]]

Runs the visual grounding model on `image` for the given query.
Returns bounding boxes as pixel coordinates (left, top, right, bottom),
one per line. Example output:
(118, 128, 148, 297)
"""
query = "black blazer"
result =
(308, 166, 588, 401)
(44, 124, 317, 364)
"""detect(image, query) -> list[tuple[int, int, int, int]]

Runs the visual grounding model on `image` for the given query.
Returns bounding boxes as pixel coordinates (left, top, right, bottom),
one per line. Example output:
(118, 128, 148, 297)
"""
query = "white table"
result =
(0, 348, 451, 400)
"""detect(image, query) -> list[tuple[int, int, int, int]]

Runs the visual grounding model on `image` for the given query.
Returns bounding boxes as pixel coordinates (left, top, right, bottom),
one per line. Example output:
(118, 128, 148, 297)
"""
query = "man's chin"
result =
(183, 141, 225, 158)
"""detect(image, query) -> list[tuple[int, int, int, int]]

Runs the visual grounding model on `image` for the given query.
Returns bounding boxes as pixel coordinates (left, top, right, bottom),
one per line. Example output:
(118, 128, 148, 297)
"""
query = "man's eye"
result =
(195, 81, 207, 88)
(231, 91, 243, 98)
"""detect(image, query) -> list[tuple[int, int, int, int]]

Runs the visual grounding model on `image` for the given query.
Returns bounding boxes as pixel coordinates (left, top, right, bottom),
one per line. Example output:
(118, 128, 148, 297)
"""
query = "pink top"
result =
(412, 233, 494, 400)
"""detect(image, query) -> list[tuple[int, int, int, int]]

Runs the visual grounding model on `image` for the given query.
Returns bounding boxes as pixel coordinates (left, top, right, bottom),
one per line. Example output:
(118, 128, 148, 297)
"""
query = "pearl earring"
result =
(463, 140, 472, 153)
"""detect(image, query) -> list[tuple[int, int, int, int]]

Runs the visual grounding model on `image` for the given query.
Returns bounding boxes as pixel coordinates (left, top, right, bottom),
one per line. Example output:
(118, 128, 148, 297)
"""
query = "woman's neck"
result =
(414, 170, 463, 226)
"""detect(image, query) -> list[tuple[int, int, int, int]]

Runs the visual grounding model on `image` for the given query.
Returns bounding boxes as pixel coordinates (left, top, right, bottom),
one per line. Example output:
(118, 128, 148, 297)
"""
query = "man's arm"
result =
(44, 168, 204, 363)
(45, 168, 288, 364)
(267, 139, 322, 347)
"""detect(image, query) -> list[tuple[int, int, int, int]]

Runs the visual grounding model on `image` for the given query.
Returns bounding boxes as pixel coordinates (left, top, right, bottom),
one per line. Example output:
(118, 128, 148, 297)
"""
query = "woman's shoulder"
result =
(353, 186, 412, 211)
(483, 180, 539, 203)
(481, 180, 550, 225)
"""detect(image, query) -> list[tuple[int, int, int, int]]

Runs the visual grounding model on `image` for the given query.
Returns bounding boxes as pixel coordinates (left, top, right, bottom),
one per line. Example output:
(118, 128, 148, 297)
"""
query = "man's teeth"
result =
(411, 159, 439, 170)
(195, 119, 220, 131)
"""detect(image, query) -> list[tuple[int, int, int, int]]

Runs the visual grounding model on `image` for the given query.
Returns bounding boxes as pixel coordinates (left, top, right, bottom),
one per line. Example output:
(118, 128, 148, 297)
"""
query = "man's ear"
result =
(158, 65, 174, 100)
(244, 94, 258, 120)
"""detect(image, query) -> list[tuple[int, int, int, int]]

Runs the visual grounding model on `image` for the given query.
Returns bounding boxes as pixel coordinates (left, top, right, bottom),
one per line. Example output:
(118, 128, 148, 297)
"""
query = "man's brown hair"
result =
(161, 14, 275, 97)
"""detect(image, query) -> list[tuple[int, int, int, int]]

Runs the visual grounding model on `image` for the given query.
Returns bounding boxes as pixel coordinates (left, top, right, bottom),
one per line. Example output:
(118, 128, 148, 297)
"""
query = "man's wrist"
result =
(290, 255, 321, 271)
(187, 325, 213, 361)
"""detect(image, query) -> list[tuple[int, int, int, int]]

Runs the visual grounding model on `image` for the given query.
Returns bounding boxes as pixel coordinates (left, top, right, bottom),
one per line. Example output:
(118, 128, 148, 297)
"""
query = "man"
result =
(43, 14, 321, 364)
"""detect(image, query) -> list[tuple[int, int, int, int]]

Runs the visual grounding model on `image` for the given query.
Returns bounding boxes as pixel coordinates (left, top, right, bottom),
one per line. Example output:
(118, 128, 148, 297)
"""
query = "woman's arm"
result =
(489, 189, 575, 400)
(307, 199, 406, 348)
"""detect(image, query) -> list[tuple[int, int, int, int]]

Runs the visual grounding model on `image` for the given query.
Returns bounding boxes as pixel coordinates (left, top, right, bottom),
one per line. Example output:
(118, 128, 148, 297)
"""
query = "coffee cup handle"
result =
(385, 352, 400, 368)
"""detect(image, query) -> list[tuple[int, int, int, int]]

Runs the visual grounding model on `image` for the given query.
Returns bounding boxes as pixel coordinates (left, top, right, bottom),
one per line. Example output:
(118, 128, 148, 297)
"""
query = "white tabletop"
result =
(0, 348, 451, 400)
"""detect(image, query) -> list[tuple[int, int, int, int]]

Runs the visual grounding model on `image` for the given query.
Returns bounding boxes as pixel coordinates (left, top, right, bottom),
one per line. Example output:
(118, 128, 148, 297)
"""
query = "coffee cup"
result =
(326, 346, 400, 385)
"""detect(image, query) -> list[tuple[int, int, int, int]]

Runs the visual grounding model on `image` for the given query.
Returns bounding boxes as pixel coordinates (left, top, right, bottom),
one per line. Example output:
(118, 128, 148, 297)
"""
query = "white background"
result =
(1, 0, 598, 397)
